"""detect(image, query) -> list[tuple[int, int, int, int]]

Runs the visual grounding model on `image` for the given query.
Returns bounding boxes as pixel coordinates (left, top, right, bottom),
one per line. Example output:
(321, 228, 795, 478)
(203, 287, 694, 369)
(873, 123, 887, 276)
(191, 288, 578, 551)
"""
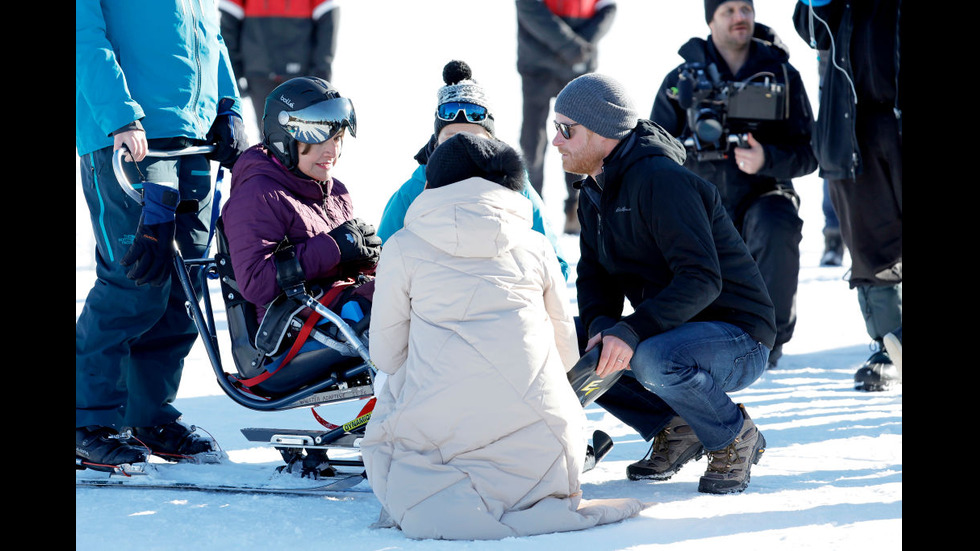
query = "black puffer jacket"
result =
(576, 120, 776, 351)
(651, 23, 817, 224)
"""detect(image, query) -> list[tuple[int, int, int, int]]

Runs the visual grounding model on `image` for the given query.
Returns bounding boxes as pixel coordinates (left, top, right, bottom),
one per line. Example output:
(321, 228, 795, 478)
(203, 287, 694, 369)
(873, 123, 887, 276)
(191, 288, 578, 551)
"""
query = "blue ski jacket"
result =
(76, 0, 242, 157)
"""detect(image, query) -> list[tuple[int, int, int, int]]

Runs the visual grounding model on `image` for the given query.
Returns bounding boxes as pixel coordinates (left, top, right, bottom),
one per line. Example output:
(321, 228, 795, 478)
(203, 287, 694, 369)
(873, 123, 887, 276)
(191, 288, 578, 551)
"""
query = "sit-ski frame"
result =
(112, 146, 377, 475)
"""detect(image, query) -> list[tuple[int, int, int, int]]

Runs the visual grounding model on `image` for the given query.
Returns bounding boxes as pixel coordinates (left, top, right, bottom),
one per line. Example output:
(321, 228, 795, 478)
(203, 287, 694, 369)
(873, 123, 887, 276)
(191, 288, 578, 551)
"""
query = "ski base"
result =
(76, 463, 369, 496)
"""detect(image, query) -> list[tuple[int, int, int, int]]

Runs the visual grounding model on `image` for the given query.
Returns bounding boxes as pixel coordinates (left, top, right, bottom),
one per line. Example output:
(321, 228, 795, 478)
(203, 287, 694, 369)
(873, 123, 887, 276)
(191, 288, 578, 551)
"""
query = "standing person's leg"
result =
(741, 190, 803, 368)
(563, 171, 584, 234)
(830, 110, 902, 391)
(245, 75, 282, 140)
(519, 73, 554, 197)
(821, 179, 845, 266)
(122, 141, 214, 428)
(77, 147, 175, 430)
(76, 146, 163, 466)
(123, 140, 222, 459)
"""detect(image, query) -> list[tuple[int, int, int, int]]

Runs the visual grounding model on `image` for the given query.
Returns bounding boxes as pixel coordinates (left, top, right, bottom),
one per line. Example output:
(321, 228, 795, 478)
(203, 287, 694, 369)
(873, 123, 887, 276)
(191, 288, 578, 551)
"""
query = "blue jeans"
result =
(596, 321, 769, 451)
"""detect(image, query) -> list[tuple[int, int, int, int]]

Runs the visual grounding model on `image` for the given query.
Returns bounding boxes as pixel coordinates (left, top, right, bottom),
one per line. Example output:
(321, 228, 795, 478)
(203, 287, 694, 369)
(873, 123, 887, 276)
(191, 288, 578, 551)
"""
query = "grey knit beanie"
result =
(554, 73, 638, 140)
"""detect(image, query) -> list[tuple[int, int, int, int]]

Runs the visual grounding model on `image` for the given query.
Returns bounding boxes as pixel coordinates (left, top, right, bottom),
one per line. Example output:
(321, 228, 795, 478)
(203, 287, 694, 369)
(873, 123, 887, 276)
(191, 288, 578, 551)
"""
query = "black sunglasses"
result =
(554, 121, 580, 139)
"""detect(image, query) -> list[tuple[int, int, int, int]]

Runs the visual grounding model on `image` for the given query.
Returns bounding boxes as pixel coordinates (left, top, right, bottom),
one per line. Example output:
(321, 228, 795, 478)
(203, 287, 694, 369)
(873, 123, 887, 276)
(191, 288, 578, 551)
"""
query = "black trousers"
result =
(519, 72, 582, 212)
(828, 109, 903, 288)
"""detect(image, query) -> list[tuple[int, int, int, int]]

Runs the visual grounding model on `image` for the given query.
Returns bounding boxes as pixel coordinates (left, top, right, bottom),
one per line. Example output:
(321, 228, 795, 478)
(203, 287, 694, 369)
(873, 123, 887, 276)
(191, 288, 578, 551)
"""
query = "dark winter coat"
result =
(220, 145, 353, 319)
(515, 0, 617, 82)
(219, 0, 339, 83)
(576, 120, 777, 351)
(650, 23, 817, 224)
(793, 0, 902, 180)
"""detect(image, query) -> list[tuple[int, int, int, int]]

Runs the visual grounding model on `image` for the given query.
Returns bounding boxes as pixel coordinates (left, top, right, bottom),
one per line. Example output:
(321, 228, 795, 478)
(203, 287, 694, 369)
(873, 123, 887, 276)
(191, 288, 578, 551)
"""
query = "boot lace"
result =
(705, 441, 740, 474)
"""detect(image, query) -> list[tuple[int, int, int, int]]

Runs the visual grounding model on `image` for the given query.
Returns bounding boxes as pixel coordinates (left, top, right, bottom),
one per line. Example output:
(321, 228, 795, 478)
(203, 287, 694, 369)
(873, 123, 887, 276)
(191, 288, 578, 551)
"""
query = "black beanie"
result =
(425, 133, 525, 192)
(704, 0, 752, 24)
(433, 60, 496, 139)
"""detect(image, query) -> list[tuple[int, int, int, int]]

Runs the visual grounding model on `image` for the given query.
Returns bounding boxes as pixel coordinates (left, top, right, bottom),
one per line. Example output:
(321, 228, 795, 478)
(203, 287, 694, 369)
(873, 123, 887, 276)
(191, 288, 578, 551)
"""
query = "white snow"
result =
(76, 1, 901, 549)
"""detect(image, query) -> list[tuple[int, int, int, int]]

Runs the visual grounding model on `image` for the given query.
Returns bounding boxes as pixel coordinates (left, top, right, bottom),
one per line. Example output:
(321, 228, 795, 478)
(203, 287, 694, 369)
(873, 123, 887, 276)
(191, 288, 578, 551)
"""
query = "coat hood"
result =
(605, 119, 688, 175)
(403, 178, 533, 259)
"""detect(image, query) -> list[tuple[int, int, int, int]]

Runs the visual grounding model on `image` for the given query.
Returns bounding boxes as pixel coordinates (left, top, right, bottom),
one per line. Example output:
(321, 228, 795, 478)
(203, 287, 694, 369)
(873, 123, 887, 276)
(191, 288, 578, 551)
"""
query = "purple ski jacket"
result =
(221, 144, 354, 319)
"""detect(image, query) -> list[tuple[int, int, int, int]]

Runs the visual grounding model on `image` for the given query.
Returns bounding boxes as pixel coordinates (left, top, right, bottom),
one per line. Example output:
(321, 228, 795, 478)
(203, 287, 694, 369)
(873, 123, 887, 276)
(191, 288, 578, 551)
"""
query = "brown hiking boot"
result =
(627, 416, 704, 481)
(698, 404, 766, 494)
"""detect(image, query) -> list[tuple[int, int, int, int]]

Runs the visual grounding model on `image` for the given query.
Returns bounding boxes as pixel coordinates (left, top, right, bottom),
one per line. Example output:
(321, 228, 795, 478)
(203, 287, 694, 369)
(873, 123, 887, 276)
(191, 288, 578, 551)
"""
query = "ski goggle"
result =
(278, 96, 357, 143)
(436, 102, 489, 123)
(554, 121, 581, 139)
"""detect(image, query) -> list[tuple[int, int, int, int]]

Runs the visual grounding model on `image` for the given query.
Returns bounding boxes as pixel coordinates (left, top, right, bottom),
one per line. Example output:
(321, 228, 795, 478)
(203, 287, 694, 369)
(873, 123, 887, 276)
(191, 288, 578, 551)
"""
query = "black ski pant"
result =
(738, 189, 804, 354)
(76, 139, 214, 430)
(829, 109, 902, 289)
(829, 108, 902, 342)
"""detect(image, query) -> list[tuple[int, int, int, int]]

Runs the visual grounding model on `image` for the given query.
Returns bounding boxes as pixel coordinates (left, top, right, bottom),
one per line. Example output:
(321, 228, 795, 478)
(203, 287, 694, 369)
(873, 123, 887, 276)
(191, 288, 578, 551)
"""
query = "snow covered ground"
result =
(76, 1, 901, 549)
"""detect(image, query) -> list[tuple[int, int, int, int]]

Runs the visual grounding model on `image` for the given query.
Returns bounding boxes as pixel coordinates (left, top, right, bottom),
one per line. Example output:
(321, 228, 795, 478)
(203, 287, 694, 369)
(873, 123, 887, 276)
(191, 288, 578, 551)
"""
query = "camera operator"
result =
(650, 0, 817, 368)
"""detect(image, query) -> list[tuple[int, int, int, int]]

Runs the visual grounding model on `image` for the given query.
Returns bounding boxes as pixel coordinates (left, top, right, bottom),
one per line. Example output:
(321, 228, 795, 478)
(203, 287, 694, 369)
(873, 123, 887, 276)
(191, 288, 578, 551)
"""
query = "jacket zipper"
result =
(181, 0, 205, 129)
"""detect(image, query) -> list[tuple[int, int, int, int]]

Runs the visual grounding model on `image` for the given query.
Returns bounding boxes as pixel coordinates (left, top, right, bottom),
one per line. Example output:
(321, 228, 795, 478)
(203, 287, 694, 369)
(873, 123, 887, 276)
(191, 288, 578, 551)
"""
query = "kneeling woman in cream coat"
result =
(362, 133, 643, 540)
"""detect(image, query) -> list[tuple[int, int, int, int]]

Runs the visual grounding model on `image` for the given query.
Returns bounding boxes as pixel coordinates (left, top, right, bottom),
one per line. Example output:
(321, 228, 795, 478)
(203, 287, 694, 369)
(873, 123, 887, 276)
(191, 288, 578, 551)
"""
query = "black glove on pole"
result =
(120, 181, 180, 287)
(207, 98, 249, 169)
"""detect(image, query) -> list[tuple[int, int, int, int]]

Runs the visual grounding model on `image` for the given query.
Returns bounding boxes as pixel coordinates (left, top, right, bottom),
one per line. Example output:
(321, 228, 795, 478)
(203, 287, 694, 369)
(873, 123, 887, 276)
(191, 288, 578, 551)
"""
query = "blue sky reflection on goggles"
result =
(278, 97, 357, 143)
(436, 102, 488, 123)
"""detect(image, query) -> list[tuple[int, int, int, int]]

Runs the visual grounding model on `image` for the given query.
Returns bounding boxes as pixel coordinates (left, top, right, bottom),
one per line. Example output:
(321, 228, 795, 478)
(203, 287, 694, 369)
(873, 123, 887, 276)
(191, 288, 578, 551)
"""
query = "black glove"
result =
(120, 181, 179, 286)
(207, 98, 249, 169)
(328, 218, 382, 269)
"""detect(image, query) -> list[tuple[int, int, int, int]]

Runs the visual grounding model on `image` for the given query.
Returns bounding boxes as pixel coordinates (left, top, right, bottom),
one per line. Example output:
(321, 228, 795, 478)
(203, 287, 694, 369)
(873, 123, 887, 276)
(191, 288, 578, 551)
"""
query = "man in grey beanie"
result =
(554, 73, 775, 495)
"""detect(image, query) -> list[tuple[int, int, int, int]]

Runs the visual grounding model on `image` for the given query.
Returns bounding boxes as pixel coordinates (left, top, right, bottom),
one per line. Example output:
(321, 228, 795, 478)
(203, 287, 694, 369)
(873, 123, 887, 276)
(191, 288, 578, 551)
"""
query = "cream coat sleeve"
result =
(541, 246, 580, 371)
(368, 236, 412, 376)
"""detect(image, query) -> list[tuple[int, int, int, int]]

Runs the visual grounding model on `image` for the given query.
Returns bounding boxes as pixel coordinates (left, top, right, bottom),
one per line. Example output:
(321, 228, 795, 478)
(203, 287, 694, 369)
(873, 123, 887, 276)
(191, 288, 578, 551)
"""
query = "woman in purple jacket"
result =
(221, 77, 381, 328)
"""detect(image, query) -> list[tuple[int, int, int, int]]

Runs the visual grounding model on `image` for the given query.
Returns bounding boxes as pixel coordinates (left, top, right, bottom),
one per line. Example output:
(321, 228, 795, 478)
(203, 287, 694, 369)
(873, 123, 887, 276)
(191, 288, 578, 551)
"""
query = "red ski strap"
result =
(240, 280, 355, 388)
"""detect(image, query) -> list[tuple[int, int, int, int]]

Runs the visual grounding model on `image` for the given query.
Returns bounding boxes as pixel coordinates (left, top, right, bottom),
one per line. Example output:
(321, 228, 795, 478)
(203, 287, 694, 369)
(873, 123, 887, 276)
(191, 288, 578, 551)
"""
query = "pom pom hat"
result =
(434, 60, 496, 138)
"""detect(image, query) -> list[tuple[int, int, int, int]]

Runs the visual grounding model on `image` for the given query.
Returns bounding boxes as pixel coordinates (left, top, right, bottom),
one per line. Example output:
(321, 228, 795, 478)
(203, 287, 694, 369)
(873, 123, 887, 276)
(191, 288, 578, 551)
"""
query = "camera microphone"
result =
(677, 73, 694, 109)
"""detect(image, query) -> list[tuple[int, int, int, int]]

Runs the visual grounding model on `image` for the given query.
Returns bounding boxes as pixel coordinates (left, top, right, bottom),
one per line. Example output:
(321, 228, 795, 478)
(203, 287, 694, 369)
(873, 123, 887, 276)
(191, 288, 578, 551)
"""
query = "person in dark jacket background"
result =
(220, 0, 341, 138)
(793, 0, 902, 391)
(515, 0, 616, 234)
(650, 0, 817, 369)
(553, 73, 775, 494)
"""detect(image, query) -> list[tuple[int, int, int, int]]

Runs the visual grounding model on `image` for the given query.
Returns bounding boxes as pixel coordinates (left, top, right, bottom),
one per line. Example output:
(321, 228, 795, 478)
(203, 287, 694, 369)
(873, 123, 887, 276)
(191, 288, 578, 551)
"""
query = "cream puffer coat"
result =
(362, 178, 643, 540)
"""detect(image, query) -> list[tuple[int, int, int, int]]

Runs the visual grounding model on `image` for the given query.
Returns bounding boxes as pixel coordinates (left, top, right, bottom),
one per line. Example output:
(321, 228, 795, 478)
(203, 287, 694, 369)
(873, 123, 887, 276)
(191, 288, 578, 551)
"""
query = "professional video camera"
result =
(671, 62, 788, 162)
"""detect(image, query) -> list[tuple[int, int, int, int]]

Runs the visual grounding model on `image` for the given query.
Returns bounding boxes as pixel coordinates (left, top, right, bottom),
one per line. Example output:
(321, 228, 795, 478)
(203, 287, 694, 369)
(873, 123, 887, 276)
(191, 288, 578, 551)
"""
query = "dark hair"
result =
(425, 133, 525, 192)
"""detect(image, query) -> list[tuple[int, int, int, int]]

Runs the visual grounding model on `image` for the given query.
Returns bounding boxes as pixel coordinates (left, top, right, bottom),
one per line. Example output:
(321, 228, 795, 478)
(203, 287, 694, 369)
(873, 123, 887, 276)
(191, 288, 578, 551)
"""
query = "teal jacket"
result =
(378, 164, 570, 281)
(76, 0, 242, 156)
